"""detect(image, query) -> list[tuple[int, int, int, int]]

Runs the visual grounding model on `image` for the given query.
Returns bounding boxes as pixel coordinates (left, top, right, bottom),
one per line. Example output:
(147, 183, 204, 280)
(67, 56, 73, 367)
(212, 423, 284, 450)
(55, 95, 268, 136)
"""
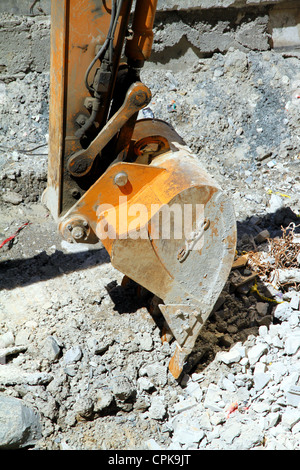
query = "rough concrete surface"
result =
(1, 2, 300, 84)
(0, 0, 290, 15)
(0, 5, 300, 452)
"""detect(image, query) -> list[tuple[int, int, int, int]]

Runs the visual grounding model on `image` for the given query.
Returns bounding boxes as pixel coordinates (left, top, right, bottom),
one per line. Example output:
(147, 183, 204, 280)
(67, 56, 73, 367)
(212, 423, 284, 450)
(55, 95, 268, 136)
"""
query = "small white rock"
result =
(284, 334, 300, 355)
(290, 294, 300, 310)
(254, 372, 271, 391)
(217, 348, 241, 365)
(64, 346, 82, 364)
(247, 343, 268, 365)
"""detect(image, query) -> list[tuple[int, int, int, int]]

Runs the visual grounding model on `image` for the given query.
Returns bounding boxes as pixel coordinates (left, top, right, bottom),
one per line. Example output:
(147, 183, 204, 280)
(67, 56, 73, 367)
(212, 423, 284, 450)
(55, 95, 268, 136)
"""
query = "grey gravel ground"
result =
(0, 46, 300, 450)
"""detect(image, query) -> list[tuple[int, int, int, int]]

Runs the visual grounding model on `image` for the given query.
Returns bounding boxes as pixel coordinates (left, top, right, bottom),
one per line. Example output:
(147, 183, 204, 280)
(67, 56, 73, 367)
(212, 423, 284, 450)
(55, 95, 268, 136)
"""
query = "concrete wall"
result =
(0, 0, 50, 15)
(0, 0, 51, 15)
(0, 0, 291, 15)
(0, 0, 299, 81)
(0, 15, 50, 81)
(157, 0, 288, 10)
(269, 2, 300, 49)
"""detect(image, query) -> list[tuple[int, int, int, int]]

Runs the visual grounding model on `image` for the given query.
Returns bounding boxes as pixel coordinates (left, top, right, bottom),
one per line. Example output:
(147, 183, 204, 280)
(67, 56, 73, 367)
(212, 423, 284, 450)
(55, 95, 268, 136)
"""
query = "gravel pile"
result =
(0, 70, 49, 203)
(0, 45, 299, 450)
(142, 48, 300, 221)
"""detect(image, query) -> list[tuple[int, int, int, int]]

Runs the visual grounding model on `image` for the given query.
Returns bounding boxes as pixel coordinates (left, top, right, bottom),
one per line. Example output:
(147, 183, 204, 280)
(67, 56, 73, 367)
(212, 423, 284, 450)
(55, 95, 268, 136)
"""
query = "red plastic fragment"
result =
(0, 222, 30, 249)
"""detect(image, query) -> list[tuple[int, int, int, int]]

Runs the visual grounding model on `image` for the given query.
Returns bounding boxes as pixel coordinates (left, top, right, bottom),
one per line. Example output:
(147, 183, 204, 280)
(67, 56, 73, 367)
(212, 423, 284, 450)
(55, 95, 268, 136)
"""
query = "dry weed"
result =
(247, 222, 300, 291)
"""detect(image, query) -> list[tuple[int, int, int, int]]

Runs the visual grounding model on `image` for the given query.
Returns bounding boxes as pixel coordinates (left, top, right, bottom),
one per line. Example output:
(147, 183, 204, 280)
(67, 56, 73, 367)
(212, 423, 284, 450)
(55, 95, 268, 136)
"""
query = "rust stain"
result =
(74, 44, 89, 52)
(168, 346, 184, 380)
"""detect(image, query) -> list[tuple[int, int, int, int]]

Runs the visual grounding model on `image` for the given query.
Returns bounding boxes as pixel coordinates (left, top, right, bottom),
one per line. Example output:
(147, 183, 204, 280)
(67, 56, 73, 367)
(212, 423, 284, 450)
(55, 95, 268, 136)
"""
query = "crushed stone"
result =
(0, 44, 300, 449)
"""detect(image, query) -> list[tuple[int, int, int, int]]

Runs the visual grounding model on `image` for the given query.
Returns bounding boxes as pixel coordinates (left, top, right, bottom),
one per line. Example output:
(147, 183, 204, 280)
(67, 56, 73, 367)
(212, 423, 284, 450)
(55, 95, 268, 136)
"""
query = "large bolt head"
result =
(113, 171, 128, 187)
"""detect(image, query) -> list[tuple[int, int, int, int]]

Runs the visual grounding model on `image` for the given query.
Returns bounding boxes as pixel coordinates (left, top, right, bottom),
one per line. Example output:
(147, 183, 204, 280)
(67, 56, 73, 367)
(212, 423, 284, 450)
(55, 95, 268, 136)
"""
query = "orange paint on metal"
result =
(45, 0, 68, 218)
(125, 0, 158, 64)
(44, 0, 135, 218)
(44, 1, 237, 381)
(67, 82, 152, 177)
(62, 145, 219, 254)
(168, 345, 185, 380)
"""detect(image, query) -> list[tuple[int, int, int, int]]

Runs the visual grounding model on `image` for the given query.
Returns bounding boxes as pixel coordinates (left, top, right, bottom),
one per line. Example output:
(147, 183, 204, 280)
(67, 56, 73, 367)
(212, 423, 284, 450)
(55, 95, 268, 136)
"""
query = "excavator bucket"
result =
(43, 0, 237, 379)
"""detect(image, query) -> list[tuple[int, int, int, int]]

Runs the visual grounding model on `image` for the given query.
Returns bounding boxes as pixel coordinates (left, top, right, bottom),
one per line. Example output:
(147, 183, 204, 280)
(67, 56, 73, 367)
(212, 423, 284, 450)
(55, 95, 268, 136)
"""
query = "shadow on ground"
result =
(236, 206, 300, 245)
(0, 205, 298, 291)
(0, 205, 298, 376)
(0, 247, 110, 290)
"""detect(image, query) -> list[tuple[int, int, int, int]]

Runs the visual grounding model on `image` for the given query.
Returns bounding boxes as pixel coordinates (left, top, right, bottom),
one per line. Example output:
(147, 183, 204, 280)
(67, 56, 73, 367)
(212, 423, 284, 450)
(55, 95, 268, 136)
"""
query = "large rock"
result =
(0, 394, 42, 449)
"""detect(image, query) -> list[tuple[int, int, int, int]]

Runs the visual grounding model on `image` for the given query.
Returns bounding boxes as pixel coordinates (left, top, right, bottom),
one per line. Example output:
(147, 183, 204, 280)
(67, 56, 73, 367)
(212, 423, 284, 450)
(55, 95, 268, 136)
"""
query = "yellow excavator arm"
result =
(42, 0, 237, 379)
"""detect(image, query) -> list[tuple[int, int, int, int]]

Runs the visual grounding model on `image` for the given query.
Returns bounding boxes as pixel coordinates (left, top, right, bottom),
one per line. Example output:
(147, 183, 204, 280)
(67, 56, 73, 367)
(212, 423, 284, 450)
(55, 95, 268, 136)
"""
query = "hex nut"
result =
(72, 226, 85, 240)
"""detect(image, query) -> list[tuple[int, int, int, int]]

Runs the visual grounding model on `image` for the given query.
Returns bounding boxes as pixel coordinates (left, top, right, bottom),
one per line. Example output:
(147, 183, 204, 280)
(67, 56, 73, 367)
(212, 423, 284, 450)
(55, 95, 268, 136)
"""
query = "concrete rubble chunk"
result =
(2, 190, 23, 205)
(89, 337, 113, 355)
(274, 302, 293, 322)
(145, 438, 164, 451)
(0, 345, 27, 363)
(284, 333, 300, 355)
(137, 377, 155, 392)
(73, 397, 94, 420)
(286, 385, 300, 407)
(145, 363, 168, 387)
(64, 346, 82, 364)
(0, 365, 53, 386)
(267, 193, 284, 213)
(290, 294, 300, 310)
(217, 346, 243, 365)
(111, 376, 135, 401)
(277, 269, 300, 285)
(268, 412, 281, 428)
(172, 422, 205, 447)
(170, 397, 198, 415)
(42, 336, 61, 362)
(281, 409, 300, 431)
(136, 332, 153, 352)
(252, 401, 271, 414)
(288, 313, 300, 328)
(148, 396, 167, 420)
(222, 377, 236, 392)
(94, 389, 114, 414)
(185, 380, 203, 400)
(254, 362, 267, 374)
(0, 331, 14, 348)
(247, 343, 268, 365)
(0, 394, 42, 449)
(235, 423, 264, 450)
(258, 325, 268, 337)
(254, 372, 271, 391)
(204, 383, 224, 412)
(222, 422, 242, 445)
